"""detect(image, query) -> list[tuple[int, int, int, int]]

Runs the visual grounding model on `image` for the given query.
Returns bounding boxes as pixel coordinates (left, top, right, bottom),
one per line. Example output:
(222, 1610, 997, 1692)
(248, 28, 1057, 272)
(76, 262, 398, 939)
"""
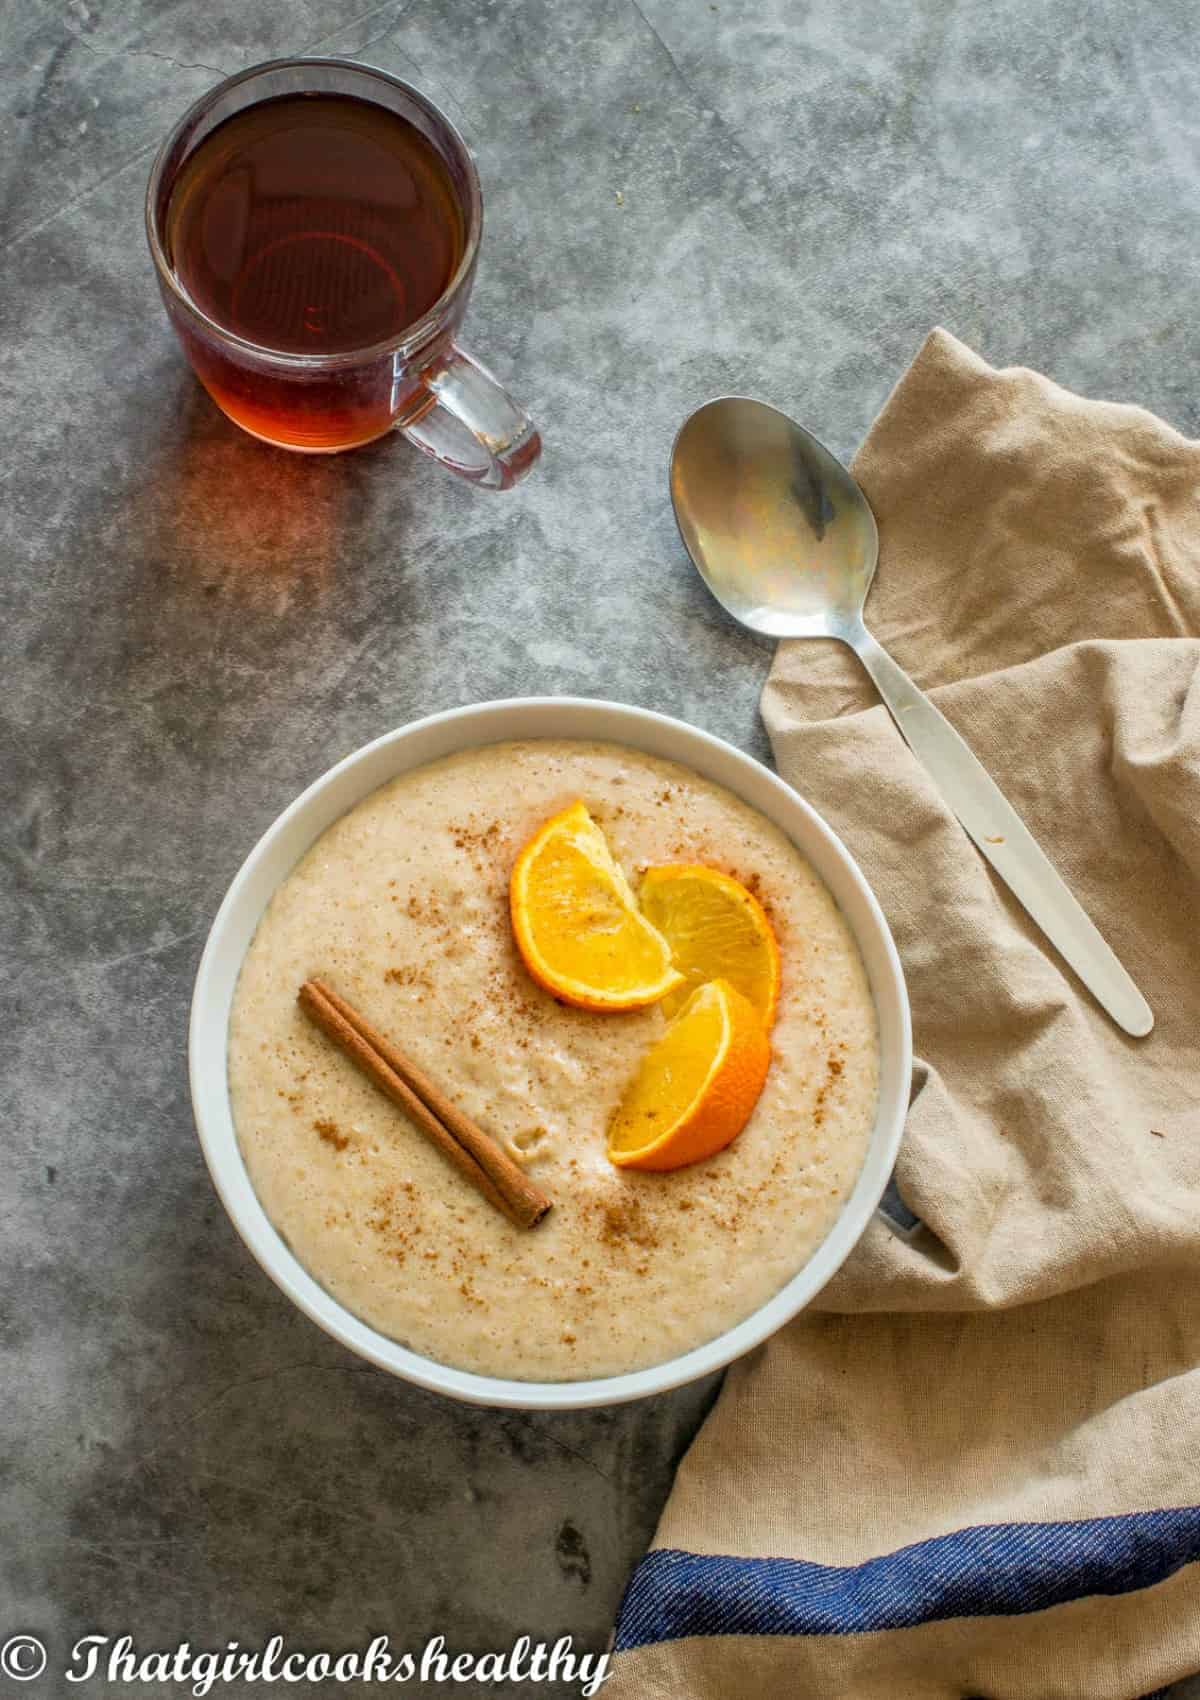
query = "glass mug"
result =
(145, 57, 540, 490)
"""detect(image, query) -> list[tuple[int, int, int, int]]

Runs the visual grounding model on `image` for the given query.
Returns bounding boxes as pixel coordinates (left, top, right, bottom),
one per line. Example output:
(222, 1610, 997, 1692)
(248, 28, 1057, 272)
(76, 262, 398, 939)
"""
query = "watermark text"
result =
(2, 1633, 610, 1695)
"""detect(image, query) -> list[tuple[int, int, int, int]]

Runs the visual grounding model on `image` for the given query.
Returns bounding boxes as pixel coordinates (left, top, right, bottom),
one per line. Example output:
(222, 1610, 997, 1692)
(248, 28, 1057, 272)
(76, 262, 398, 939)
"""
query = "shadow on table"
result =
(132, 375, 402, 605)
(65, 363, 438, 787)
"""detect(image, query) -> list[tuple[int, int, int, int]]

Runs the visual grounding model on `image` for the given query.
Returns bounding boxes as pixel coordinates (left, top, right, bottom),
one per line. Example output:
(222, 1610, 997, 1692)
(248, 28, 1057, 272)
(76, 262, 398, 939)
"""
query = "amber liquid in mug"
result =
(163, 93, 466, 449)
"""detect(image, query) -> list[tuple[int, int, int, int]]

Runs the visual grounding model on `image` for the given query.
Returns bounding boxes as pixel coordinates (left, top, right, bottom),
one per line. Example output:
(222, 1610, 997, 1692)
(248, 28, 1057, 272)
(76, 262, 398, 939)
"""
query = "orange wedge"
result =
(638, 864, 781, 1028)
(510, 801, 685, 1011)
(607, 979, 771, 1170)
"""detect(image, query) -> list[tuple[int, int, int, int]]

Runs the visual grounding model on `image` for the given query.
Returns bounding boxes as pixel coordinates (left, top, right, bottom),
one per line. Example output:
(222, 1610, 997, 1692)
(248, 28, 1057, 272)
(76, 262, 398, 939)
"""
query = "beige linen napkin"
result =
(608, 330, 1200, 1698)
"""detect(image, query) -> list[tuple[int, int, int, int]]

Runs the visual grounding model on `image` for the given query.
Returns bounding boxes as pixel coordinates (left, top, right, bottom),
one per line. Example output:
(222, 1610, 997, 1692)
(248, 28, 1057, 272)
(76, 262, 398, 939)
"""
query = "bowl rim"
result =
(189, 696, 911, 1409)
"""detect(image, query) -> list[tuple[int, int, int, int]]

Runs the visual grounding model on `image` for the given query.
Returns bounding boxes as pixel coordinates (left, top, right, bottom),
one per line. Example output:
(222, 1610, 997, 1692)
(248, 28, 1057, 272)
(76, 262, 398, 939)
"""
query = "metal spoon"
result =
(670, 396, 1153, 1038)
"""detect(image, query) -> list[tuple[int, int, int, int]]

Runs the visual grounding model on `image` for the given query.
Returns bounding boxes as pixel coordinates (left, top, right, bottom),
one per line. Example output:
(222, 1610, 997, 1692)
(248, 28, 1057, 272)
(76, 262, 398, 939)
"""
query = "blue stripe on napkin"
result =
(614, 1507, 1200, 1649)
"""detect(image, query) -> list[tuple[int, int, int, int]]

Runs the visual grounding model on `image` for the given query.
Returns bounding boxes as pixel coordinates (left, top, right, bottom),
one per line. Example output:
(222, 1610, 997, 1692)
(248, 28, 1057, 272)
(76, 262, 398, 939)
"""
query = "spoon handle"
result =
(847, 623, 1153, 1038)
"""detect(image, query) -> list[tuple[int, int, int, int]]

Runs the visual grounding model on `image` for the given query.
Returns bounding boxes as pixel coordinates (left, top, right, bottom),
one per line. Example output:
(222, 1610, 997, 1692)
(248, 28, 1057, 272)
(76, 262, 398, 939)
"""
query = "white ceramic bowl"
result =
(190, 697, 911, 1409)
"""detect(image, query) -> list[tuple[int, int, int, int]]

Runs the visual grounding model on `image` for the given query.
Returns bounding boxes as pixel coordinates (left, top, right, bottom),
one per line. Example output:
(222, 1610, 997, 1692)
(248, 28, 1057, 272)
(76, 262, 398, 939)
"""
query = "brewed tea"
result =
(162, 92, 465, 447)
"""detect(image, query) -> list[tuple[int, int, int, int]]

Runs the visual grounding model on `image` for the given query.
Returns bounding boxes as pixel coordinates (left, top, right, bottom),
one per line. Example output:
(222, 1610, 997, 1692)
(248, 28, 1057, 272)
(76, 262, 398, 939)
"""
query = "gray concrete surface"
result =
(3, 0, 1198, 1694)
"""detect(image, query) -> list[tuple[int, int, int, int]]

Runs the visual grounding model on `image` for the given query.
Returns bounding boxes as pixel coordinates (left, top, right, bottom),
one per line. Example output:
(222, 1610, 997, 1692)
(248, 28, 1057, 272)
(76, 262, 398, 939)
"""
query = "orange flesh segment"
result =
(510, 801, 684, 1011)
(607, 979, 771, 1171)
(638, 864, 781, 1028)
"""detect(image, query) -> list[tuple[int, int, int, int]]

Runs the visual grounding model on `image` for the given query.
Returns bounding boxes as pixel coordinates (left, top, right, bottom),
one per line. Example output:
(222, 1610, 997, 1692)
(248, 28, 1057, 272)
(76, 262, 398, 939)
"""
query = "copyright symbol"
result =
(1, 1635, 47, 1681)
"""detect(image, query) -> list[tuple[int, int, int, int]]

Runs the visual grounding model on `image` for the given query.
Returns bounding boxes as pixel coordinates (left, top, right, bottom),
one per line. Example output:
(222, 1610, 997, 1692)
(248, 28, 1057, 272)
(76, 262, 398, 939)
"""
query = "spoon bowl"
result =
(670, 396, 1152, 1039)
(671, 398, 879, 640)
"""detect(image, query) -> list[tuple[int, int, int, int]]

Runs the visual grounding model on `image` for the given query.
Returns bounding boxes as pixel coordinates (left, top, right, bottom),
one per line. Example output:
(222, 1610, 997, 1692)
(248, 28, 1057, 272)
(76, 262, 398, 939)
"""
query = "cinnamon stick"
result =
(298, 978, 551, 1230)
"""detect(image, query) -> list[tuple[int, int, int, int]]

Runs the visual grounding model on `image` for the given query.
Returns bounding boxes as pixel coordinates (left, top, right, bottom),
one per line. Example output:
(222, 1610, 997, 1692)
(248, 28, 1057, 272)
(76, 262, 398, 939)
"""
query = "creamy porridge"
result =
(228, 739, 879, 1380)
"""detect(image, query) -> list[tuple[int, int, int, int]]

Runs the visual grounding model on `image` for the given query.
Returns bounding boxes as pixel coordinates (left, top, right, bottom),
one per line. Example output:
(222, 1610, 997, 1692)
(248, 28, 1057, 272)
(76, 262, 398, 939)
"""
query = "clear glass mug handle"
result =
(401, 344, 541, 491)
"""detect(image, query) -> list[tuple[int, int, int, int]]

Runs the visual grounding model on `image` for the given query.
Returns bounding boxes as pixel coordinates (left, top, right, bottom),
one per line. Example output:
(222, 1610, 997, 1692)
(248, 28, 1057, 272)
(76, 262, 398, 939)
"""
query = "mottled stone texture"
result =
(2, 0, 1199, 1694)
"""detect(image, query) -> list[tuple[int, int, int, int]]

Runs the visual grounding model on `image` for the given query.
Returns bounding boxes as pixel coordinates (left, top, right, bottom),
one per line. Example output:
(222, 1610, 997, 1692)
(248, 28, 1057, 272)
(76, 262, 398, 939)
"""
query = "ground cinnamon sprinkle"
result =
(811, 1040, 844, 1127)
(368, 1183, 423, 1263)
(450, 819, 503, 856)
(314, 1117, 350, 1151)
(384, 965, 428, 987)
(596, 1196, 660, 1252)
